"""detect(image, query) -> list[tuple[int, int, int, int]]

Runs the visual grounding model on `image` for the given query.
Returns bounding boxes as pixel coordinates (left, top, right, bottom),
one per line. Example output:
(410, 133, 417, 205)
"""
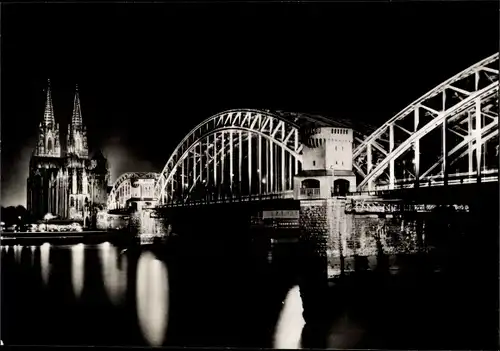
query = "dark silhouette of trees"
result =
(1, 205, 31, 227)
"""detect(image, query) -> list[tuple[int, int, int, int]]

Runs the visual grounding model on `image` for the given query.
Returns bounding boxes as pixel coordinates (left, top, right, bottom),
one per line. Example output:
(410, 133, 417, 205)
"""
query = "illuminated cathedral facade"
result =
(27, 80, 110, 224)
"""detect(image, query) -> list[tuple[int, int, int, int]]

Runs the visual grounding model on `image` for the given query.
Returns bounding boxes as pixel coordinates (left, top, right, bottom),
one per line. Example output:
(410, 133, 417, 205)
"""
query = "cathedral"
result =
(26, 79, 110, 224)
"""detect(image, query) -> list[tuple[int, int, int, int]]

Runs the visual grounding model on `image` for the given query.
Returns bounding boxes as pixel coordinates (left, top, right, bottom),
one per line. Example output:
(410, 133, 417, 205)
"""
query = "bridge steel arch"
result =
(354, 53, 499, 191)
(107, 172, 159, 210)
(155, 110, 310, 204)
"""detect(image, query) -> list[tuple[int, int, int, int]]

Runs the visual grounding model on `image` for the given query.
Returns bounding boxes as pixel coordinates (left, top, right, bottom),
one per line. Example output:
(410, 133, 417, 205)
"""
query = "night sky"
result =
(2, 2, 498, 207)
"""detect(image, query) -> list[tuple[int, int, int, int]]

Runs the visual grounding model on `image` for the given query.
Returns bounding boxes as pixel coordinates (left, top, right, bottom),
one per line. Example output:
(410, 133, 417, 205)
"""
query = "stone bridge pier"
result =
(298, 197, 350, 276)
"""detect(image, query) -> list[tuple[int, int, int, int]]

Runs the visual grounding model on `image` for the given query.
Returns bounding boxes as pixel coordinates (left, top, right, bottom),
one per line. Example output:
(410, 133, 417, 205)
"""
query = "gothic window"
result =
(71, 197, 75, 207)
(75, 136, 82, 152)
(47, 138, 53, 153)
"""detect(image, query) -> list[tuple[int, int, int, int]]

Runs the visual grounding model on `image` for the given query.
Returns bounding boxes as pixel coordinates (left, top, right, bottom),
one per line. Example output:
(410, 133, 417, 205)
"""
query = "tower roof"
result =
(43, 79, 55, 126)
(71, 84, 83, 126)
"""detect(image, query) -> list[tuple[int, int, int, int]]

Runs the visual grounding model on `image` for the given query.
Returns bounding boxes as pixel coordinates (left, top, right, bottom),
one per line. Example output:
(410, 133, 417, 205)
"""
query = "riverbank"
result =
(0, 230, 134, 246)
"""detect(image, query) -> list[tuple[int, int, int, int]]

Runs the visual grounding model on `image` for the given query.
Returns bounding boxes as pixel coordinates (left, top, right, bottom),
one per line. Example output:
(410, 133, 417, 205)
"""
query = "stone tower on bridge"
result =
(294, 126, 357, 198)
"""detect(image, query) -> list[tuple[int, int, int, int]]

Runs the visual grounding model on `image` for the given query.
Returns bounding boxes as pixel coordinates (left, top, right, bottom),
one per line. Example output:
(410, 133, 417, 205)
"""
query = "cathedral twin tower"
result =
(34, 80, 87, 158)
(27, 79, 109, 223)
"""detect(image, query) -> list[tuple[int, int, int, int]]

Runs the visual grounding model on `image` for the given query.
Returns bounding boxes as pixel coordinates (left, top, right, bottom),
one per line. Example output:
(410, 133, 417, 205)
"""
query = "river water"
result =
(1, 223, 498, 349)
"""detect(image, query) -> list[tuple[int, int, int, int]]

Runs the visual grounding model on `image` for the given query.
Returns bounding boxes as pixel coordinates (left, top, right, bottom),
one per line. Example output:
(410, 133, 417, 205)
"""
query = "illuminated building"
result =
(26, 79, 110, 224)
(106, 172, 160, 233)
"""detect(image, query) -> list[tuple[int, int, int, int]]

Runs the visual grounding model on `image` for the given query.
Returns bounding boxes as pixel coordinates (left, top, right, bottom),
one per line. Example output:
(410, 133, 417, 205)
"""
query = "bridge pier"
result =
(299, 197, 352, 277)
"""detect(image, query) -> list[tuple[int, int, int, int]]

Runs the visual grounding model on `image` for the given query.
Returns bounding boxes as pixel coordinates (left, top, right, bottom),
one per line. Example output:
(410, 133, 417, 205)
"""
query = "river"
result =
(1, 223, 498, 349)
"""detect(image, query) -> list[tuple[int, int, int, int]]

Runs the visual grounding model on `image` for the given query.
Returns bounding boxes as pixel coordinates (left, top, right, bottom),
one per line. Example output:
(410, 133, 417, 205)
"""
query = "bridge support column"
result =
(299, 199, 329, 275)
(299, 197, 352, 277)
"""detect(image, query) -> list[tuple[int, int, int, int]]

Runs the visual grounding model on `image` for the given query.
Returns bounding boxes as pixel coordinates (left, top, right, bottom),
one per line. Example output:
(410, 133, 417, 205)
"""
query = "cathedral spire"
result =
(71, 84, 83, 127)
(43, 78, 55, 127)
(33, 78, 61, 157)
(67, 83, 88, 158)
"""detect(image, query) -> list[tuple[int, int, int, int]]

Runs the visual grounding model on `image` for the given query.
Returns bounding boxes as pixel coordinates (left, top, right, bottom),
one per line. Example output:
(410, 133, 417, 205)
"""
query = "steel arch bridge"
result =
(107, 172, 159, 210)
(155, 53, 498, 205)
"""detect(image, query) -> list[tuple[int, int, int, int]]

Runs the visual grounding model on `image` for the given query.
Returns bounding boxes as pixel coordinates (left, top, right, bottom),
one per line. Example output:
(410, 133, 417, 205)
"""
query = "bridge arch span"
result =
(155, 109, 307, 204)
(354, 53, 499, 191)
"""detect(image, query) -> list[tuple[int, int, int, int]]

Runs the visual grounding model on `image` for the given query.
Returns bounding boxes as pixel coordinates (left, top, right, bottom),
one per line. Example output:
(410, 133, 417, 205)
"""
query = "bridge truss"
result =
(155, 54, 499, 205)
(354, 53, 499, 191)
(155, 110, 305, 205)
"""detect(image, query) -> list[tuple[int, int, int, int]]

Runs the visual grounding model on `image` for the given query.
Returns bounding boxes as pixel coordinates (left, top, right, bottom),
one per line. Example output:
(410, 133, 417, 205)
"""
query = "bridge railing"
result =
(345, 202, 471, 214)
(299, 187, 321, 198)
(357, 169, 498, 193)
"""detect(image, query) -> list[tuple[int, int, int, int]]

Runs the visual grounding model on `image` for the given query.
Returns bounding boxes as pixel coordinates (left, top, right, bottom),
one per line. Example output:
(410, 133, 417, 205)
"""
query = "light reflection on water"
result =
(71, 243, 85, 299)
(40, 242, 51, 285)
(136, 251, 169, 347)
(99, 242, 127, 306)
(14, 245, 22, 263)
(30, 245, 36, 266)
(273, 285, 305, 349)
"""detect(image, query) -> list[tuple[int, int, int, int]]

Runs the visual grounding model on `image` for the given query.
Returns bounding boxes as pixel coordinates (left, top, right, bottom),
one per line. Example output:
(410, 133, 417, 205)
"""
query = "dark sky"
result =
(1, 1, 498, 207)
